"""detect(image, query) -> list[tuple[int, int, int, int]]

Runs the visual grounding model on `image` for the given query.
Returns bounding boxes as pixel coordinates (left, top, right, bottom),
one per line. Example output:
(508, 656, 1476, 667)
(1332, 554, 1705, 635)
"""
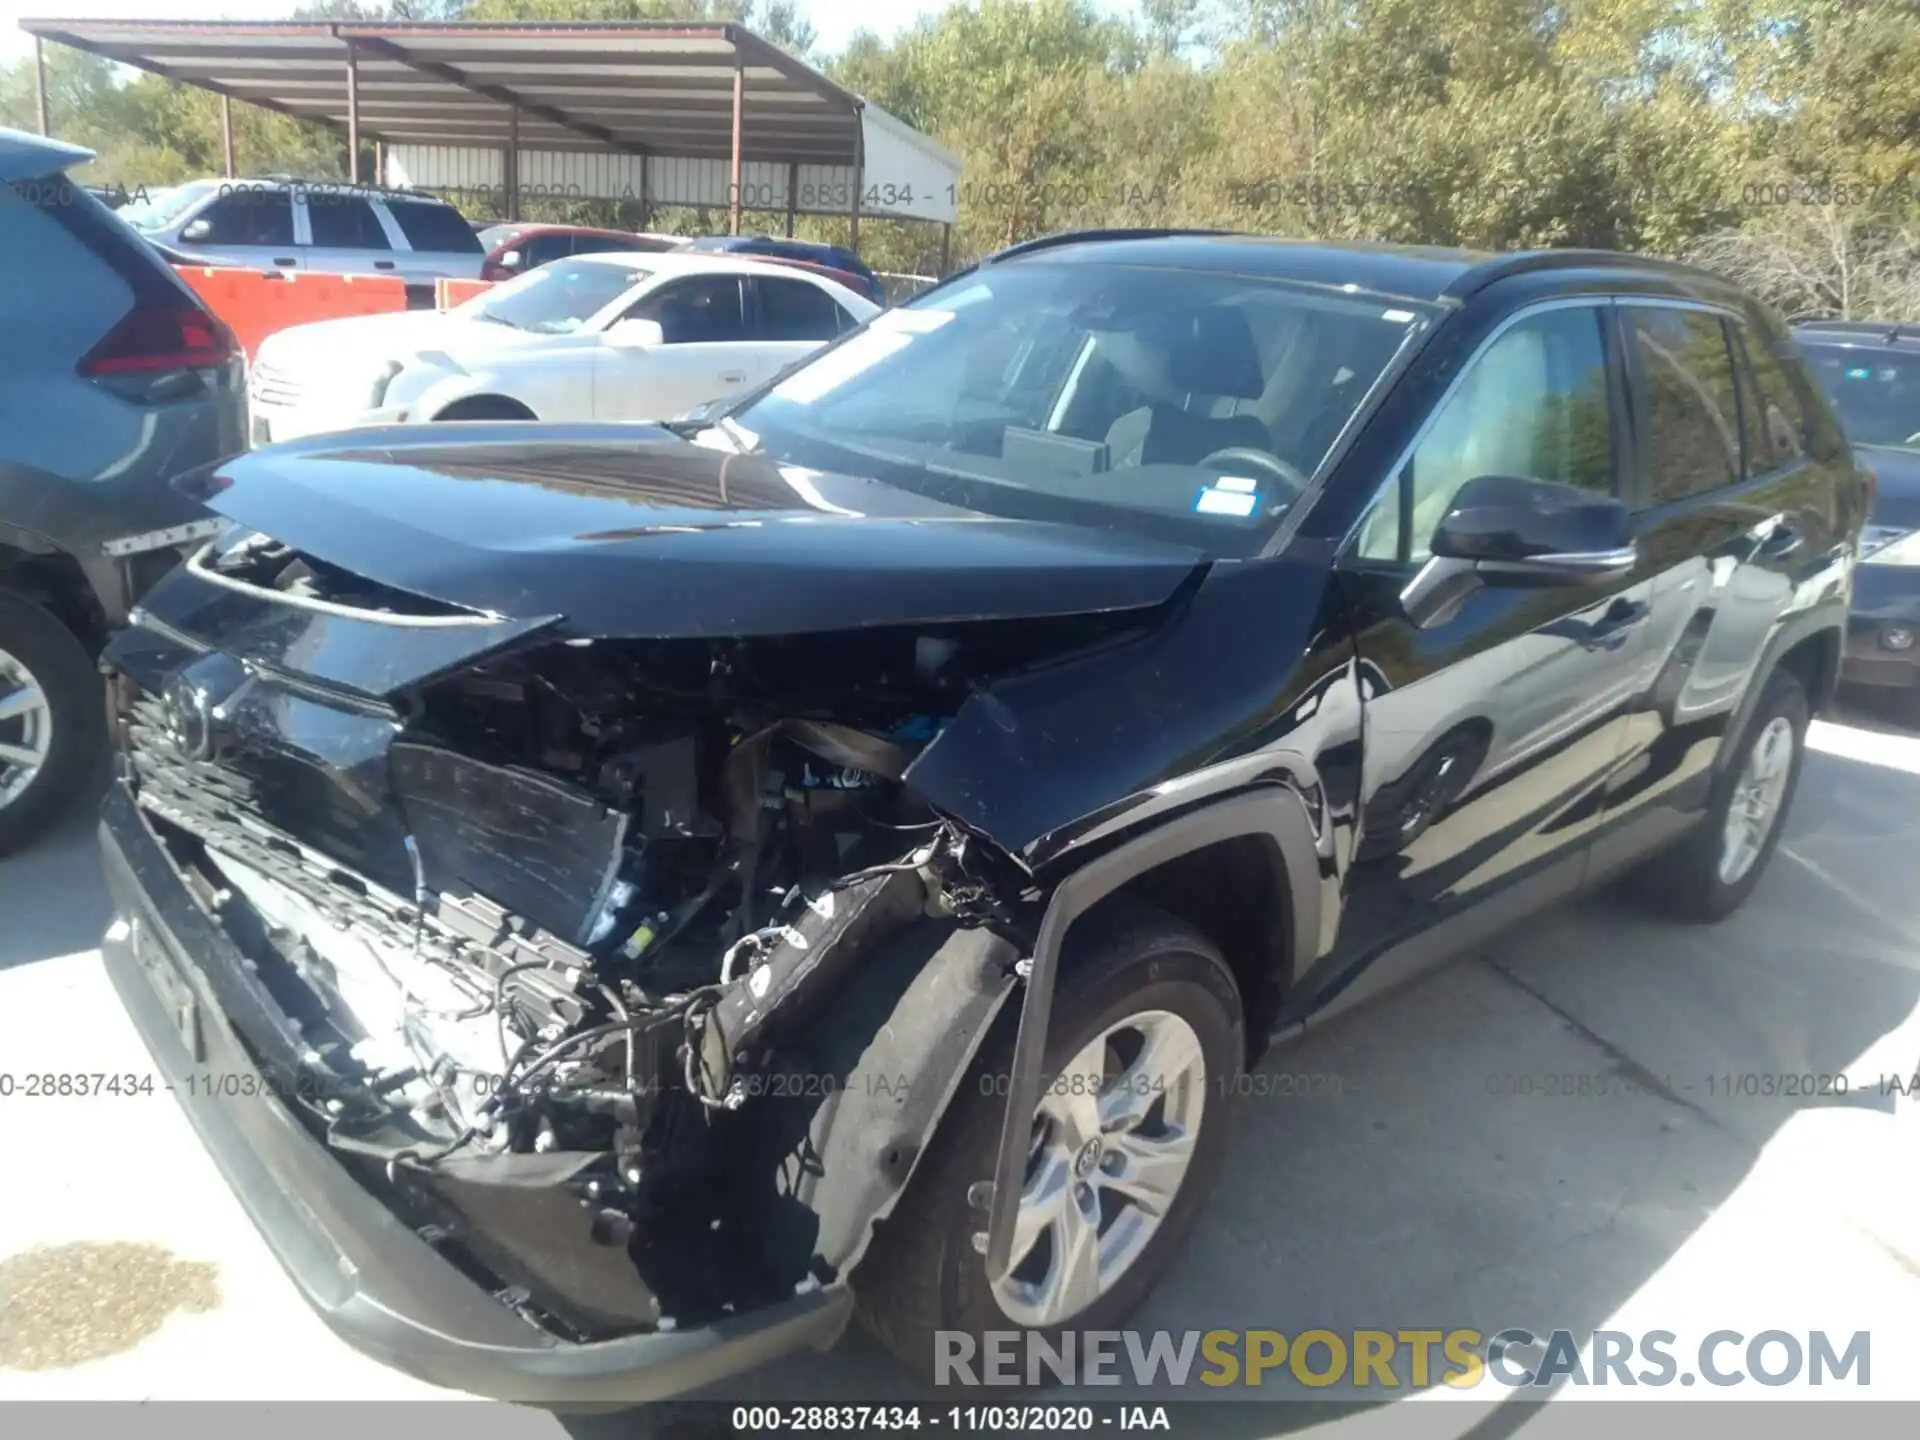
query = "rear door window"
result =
(306, 194, 391, 250)
(753, 275, 849, 340)
(1626, 306, 1742, 507)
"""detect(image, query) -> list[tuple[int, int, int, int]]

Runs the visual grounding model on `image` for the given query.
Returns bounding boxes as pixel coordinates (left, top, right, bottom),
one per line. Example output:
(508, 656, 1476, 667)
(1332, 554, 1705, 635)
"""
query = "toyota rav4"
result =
(95, 233, 1865, 1402)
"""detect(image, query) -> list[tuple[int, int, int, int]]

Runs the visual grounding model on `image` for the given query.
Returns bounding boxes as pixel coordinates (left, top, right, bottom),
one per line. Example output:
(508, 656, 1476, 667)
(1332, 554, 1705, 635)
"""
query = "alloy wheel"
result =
(0, 648, 52, 811)
(988, 1009, 1208, 1328)
(1719, 714, 1794, 885)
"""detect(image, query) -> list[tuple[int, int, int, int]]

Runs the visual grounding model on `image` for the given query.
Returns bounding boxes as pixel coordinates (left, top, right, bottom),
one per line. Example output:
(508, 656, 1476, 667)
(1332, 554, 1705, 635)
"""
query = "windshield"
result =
(729, 261, 1434, 551)
(1801, 343, 1920, 452)
(119, 179, 219, 234)
(459, 257, 649, 334)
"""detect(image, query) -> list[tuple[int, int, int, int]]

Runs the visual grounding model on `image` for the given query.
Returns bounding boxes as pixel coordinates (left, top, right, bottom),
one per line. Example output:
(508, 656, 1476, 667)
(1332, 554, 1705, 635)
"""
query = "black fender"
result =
(1713, 602, 1845, 780)
(979, 784, 1322, 1280)
(741, 921, 1022, 1283)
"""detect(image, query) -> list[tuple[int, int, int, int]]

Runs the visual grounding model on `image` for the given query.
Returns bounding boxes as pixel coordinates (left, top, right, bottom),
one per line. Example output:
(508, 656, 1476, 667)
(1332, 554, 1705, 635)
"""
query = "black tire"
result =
(1627, 667, 1808, 923)
(0, 593, 104, 857)
(855, 900, 1244, 1383)
(433, 395, 535, 421)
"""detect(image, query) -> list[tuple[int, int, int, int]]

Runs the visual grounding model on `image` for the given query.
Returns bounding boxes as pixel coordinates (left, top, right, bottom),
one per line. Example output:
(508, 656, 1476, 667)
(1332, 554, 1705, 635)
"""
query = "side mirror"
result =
(497, 249, 523, 271)
(180, 218, 213, 243)
(604, 318, 665, 350)
(1430, 474, 1635, 583)
(1402, 474, 1636, 629)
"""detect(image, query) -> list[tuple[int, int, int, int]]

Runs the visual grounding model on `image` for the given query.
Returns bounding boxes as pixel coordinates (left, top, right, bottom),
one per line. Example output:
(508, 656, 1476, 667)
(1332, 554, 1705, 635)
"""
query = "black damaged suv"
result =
(96, 233, 1863, 1400)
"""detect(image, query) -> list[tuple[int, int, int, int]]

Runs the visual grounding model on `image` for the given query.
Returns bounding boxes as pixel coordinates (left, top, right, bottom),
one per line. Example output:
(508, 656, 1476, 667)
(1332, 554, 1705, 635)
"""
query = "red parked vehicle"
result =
(477, 223, 682, 282)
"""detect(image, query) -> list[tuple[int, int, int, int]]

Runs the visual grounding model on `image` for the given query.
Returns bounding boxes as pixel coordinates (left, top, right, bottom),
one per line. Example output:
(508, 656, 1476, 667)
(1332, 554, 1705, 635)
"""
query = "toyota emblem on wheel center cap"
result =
(1073, 1136, 1104, 1179)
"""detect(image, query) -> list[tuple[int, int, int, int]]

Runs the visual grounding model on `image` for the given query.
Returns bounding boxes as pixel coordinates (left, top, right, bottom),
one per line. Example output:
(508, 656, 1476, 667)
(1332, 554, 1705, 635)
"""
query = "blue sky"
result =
(0, 0, 1124, 64)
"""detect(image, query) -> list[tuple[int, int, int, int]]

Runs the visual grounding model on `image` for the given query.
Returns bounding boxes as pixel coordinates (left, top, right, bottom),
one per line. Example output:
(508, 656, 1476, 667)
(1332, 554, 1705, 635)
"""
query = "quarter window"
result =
(388, 201, 484, 255)
(1627, 307, 1741, 506)
(1357, 306, 1614, 563)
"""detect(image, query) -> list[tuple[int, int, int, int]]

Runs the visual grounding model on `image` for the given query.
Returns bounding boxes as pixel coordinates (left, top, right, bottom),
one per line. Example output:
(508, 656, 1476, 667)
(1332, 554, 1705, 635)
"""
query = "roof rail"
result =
(1444, 247, 1718, 300)
(1793, 317, 1920, 344)
(982, 227, 1235, 265)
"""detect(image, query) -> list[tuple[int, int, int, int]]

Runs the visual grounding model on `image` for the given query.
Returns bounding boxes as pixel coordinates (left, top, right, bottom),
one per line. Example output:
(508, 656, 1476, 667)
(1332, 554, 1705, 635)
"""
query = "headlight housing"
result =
(1862, 526, 1920, 565)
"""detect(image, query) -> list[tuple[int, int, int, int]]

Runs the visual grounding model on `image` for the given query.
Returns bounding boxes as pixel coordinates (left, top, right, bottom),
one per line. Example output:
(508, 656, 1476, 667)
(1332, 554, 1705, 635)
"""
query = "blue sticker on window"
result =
(1194, 480, 1260, 517)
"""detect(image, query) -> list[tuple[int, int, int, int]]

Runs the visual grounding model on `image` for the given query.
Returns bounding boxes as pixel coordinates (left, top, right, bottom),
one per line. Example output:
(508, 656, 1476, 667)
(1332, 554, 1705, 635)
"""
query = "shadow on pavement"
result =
(0, 773, 110, 973)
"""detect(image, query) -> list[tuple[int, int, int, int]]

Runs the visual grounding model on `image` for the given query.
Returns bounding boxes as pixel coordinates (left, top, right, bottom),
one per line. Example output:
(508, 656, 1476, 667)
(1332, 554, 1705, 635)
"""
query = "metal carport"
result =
(20, 18, 961, 245)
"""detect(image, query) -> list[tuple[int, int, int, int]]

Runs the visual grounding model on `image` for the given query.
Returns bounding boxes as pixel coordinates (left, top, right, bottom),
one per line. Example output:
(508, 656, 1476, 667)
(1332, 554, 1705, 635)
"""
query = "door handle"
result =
(373, 260, 396, 270)
(1584, 598, 1651, 650)
(720, 370, 747, 384)
(272, 257, 297, 266)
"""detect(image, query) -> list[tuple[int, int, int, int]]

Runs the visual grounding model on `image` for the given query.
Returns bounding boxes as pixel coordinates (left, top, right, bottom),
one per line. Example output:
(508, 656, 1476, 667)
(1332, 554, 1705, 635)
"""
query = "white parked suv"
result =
(246, 251, 878, 444)
(118, 177, 485, 283)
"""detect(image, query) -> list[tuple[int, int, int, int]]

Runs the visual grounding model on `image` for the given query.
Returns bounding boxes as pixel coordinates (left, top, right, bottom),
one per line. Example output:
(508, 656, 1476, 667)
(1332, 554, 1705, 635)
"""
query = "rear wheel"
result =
(0, 593, 103, 856)
(1627, 668, 1807, 922)
(856, 902, 1243, 1382)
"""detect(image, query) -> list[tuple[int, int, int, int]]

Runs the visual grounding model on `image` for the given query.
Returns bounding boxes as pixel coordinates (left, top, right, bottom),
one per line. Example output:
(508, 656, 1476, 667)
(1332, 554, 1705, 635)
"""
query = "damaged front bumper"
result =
(97, 781, 853, 1404)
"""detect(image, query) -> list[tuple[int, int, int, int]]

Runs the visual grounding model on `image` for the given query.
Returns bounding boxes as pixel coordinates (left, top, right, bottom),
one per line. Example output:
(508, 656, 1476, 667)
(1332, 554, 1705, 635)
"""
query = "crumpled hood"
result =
(177, 423, 1209, 638)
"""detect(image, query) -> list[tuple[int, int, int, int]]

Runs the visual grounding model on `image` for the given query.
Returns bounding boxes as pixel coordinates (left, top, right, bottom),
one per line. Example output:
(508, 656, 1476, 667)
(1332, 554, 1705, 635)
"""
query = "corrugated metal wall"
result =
(387, 140, 958, 223)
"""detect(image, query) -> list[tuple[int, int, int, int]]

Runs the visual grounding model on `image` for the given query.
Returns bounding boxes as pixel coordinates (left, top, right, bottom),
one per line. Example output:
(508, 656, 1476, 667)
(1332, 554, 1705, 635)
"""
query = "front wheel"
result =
(1627, 667, 1807, 922)
(856, 902, 1243, 1382)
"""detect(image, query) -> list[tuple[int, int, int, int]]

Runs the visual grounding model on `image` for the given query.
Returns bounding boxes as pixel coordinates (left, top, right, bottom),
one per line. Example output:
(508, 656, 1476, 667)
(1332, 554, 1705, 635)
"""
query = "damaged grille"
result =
(124, 692, 596, 1012)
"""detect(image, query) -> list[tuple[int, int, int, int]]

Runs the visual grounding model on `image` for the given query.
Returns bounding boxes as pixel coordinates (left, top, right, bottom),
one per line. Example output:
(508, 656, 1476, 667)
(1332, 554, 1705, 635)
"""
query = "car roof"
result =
(494, 223, 680, 242)
(174, 175, 456, 205)
(570, 250, 842, 279)
(0, 126, 94, 184)
(979, 231, 1746, 307)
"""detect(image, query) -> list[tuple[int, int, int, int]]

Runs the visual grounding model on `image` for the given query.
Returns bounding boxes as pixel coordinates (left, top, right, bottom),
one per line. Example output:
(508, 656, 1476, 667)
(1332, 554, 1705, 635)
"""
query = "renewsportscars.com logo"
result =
(934, 1328, 1872, 1389)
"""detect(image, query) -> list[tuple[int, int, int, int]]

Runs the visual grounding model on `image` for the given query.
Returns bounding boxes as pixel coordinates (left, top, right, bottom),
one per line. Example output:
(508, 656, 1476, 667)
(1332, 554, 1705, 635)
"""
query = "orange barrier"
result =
(436, 276, 495, 310)
(175, 267, 409, 361)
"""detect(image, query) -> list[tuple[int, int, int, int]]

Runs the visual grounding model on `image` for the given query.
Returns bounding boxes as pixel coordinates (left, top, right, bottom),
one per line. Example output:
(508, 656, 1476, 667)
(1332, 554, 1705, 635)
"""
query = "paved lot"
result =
(3, 704, 1920, 1433)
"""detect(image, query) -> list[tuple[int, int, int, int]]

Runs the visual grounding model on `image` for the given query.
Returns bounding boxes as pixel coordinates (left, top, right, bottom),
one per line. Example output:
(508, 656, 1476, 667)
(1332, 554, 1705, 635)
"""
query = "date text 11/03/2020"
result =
(1485, 1072, 1864, 1099)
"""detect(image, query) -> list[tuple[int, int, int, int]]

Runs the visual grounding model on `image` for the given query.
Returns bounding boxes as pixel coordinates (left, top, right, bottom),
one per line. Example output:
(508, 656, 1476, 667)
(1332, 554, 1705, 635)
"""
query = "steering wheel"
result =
(1197, 447, 1311, 498)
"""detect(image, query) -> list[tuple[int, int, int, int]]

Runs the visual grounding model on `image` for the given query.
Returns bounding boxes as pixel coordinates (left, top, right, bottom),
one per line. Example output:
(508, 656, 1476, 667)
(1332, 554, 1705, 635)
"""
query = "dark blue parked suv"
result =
(1794, 320, 1920, 715)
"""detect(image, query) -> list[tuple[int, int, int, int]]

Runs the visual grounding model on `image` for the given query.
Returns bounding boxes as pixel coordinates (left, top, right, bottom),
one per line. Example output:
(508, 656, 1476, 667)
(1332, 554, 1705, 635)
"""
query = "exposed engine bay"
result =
(111, 594, 1135, 1335)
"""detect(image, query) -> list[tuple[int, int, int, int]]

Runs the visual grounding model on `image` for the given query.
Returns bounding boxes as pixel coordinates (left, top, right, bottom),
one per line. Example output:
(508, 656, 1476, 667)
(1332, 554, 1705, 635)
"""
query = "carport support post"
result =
(33, 37, 48, 136)
(345, 41, 361, 184)
(785, 161, 798, 237)
(939, 222, 952, 277)
(848, 120, 863, 252)
(505, 103, 520, 221)
(729, 53, 744, 235)
(220, 95, 235, 178)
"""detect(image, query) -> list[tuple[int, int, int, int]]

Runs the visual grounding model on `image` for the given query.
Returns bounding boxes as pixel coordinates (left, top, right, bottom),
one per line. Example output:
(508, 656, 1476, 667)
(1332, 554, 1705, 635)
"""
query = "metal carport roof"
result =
(20, 18, 961, 226)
